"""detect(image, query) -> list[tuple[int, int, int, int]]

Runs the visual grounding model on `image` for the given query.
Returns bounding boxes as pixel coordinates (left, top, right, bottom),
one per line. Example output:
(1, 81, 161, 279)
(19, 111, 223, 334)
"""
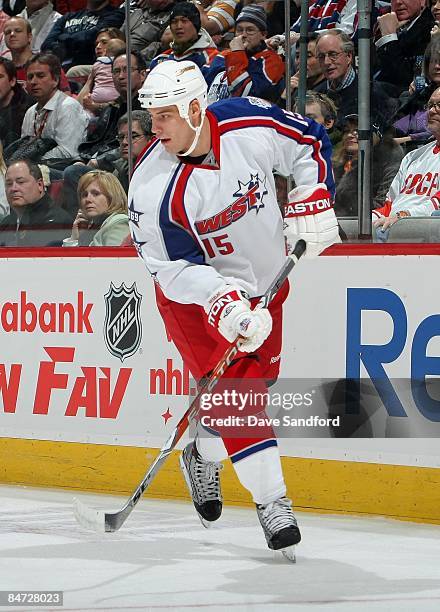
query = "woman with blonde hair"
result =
(63, 171, 129, 247)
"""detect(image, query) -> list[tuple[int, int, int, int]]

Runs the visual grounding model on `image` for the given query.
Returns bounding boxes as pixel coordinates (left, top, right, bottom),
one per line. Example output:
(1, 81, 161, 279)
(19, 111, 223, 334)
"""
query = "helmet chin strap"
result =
(178, 109, 206, 157)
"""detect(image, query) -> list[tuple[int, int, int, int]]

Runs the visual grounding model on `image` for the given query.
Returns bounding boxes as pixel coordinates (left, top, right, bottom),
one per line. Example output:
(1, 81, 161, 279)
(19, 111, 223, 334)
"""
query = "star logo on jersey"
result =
(128, 199, 144, 228)
(194, 173, 269, 236)
(131, 229, 146, 256)
(233, 174, 268, 215)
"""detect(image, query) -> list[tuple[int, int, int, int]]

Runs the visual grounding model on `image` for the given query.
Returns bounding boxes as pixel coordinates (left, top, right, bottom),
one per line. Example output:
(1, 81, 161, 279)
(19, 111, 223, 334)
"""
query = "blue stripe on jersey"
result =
(230, 438, 278, 463)
(159, 165, 206, 265)
(208, 97, 302, 124)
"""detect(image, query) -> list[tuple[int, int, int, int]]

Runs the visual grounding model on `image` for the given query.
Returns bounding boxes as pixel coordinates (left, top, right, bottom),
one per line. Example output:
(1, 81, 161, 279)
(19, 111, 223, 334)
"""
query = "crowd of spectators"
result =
(1, 0, 440, 246)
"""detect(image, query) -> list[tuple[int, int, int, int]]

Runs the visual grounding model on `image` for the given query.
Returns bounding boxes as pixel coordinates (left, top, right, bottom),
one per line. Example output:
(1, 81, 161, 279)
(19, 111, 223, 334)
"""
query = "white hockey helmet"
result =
(139, 60, 208, 156)
(139, 60, 207, 120)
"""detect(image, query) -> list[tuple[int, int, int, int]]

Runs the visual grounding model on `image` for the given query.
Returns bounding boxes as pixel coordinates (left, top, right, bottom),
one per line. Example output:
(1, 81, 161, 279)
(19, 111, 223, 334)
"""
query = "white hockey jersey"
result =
(373, 140, 440, 219)
(128, 97, 334, 306)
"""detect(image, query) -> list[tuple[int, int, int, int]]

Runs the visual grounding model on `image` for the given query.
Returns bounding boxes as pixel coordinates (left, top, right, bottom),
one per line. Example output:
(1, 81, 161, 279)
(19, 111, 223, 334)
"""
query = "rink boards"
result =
(0, 245, 439, 523)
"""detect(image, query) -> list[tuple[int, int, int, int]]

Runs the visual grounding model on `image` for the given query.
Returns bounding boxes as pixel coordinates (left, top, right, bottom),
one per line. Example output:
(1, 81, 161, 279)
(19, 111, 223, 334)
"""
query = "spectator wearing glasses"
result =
(77, 49, 147, 161)
(315, 29, 396, 127)
(112, 110, 152, 190)
(373, 87, 440, 239)
(206, 5, 284, 104)
(108, 49, 146, 102)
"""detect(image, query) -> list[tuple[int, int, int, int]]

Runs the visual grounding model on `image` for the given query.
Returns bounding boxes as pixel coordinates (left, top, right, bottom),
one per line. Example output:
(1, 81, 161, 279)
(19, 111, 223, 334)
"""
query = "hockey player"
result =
(373, 87, 440, 241)
(129, 60, 340, 559)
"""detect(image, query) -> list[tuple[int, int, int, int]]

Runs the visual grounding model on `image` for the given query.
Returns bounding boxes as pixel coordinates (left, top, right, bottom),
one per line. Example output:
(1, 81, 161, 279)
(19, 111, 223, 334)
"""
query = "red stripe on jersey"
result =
(134, 137, 159, 171)
(170, 165, 196, 236)
(218, 117, 327, 183)
(206, 110, 221, 164)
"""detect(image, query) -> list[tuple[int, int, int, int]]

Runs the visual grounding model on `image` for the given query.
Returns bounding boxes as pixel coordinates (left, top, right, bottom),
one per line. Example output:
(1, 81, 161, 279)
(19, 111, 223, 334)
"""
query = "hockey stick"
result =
(74, 239, 306, 533)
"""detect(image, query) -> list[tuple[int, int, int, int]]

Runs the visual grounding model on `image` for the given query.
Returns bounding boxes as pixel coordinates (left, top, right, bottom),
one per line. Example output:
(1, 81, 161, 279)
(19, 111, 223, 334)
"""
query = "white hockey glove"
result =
(205, 286, 272, 353)
(284, 184, 341, 258)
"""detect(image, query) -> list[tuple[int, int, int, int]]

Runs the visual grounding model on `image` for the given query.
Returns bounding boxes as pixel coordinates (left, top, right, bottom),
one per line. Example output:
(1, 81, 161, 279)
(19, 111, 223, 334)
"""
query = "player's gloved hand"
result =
(283, 183, 341, 258)
(205, 286, 272, 352)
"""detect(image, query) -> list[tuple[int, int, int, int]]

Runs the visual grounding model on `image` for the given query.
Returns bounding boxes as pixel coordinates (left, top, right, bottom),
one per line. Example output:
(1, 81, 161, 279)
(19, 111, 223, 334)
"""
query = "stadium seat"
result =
(387, 218, 440, 243)
(48, 179, 64, 205)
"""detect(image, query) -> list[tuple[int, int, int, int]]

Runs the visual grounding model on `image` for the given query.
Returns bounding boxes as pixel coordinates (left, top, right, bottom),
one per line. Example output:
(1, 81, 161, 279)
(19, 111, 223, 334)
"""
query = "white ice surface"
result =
(0, 485, 439, 611)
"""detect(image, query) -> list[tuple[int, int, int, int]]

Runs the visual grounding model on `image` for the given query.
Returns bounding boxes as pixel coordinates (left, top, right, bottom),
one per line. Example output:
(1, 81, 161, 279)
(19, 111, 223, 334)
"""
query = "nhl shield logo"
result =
(104, 283, 142, 361)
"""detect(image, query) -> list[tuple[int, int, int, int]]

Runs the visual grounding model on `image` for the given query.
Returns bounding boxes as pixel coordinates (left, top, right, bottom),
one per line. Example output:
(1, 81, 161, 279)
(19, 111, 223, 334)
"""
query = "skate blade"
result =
(199, 514, 213, 529)
(280, 545, 296, 563)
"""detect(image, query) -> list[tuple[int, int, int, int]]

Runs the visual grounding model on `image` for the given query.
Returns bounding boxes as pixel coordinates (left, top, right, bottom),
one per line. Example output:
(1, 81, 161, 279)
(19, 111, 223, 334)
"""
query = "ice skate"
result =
(180, 442, 223, 528)
(256, 497, 301, 563)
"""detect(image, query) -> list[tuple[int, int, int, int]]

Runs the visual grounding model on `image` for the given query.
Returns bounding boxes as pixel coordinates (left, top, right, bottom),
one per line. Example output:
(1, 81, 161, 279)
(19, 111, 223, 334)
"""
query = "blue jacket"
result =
(42, 5, 124, 66)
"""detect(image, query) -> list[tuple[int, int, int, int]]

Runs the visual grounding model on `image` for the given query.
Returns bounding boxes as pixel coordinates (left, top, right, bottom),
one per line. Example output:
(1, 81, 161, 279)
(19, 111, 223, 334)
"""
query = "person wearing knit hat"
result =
(169, 1, 202, 36)
(149, 1, 219, 71)
(235, 4, 267, 32)
(231, 5, 268, 54)
(205, 3, 284, 103)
